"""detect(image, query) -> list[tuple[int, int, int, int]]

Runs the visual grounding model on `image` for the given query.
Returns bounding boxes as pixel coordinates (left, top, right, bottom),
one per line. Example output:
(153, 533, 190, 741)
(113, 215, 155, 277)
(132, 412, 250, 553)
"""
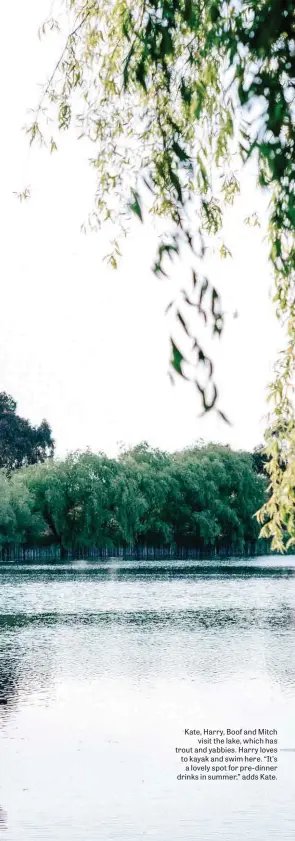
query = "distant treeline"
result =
(0, 443, 268, 557)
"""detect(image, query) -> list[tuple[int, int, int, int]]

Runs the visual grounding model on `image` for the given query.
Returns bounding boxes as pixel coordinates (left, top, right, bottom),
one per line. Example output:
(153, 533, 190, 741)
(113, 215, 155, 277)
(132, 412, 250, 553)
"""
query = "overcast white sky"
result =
(0, 1, 283, 458)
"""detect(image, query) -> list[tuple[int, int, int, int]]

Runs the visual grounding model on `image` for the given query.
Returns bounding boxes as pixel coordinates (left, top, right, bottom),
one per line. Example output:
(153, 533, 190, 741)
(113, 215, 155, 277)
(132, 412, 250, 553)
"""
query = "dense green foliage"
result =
(25, 0, 295, 549)
(0, 393, 54, 471)
(0, 443, 266, 554)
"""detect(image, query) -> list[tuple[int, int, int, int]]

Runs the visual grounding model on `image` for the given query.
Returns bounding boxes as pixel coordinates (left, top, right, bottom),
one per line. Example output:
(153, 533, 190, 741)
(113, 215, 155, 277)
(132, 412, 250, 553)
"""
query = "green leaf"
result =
(217, 409, 231, 425)
(129, 191, 143, 221)
(172, 141, 189, 163)
(135, 59, 147, 92)
(177, 311, 191, 337)
(170, 340, 185, 376)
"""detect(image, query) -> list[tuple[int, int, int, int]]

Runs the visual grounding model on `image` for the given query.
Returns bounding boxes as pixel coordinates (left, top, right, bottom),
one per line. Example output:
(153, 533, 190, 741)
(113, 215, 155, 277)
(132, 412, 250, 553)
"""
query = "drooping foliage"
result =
(0, 392, 55, 471)
(0, 444, 267, 554)
(25, 0, 295, 548)
(0, 470, 43, 547)
(17, 452, 146, 553)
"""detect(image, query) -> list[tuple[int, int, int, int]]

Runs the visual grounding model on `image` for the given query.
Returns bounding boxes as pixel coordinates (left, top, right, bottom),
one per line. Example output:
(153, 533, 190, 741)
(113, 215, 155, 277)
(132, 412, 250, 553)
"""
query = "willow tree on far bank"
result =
(25, 0, 295, 550)
(0, 445, 267, 553)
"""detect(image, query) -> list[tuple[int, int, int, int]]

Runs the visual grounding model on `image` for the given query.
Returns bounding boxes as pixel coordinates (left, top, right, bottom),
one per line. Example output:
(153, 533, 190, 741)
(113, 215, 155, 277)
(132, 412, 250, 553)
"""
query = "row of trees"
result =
(0, 443, 267, 555)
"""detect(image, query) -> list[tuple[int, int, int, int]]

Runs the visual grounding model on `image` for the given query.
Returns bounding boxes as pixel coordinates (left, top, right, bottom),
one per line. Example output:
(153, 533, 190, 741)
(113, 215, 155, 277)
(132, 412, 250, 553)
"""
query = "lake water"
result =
(0, 556, 295, 839)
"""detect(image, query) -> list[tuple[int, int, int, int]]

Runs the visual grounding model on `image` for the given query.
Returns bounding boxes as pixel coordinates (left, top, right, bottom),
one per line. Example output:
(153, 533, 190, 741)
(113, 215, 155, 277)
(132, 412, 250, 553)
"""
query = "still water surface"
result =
(0, 556, 295, 839)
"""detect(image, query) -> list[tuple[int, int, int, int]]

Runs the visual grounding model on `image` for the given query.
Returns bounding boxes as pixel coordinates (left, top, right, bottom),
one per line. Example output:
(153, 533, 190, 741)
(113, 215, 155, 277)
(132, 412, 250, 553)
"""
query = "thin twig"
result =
(35, 4, 94, 119)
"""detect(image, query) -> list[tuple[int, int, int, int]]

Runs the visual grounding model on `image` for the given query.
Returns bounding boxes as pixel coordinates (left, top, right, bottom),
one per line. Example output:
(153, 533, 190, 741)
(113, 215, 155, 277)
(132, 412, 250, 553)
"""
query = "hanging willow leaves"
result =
(26, 0, 295, 549)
